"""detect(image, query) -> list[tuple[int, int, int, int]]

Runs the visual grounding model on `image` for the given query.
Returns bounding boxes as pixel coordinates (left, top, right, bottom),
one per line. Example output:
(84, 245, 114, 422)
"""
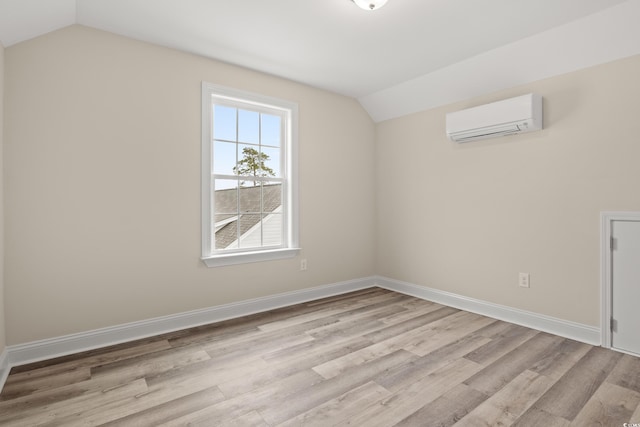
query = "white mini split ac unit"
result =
(446, 93, 543, 143)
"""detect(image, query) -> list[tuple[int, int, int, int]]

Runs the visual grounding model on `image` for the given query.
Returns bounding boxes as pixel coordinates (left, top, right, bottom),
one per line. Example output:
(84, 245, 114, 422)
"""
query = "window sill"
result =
(202, 248, 301, 267)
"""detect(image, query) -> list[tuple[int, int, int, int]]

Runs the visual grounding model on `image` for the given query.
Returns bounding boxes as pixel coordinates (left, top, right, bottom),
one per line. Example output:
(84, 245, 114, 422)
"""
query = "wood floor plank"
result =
(157, 370, 326, 426)
(472, 319, 522, 338)
(0, 366, 92, 401)
(511, 406, 571, 427)
(99, 386, 226, 427)
(380, 299, 441, 324)
(394, 383, 487, 427)
(259, 349, 418, 425)
(257, 290, 398, 334)
(631, 401, 640, 423)
(374, 332, 492, 392)
(50, 383, 221, 427)
(276, 381, 391, 427)
(569, 381, 640, 427)
(303, 288, 389, 308)
(0, 371, 153, 418)
(1, 340, 172, 389)
(203, 332, 315, 368)
(528, 338, 592, 380)
(363, 305, 459, 343)
(607, 353, 640, 394)
(455, 369, 554, 427)
(202, 323, 321, 359)
(463, 332, 565, 395)
(311, 338, 408, 380)
(527, 346, 623, 421)
(166, 324, 262, 351)
(304, 304, 408, 341)
(215, 410, 270, 427)
(220, 337, 374, 398)
(215, 359, 310, 399)
(260, 334, 373, 366)
(403, 311, 497, 356)
(144, 353, 270, 394)
(313, 309, 465, 381)
(464, 323, 538, 365)
(336, 358, 483, 427)
(257, 301, 379, 333)
(311, 308, 475, 380)
(6, 338, 173, 375)
(0, 379, 148, 427)
(90, 345, 211, 381)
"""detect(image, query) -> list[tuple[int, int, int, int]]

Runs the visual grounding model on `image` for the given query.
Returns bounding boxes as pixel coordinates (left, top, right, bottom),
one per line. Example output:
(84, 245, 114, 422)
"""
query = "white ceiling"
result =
(1, 0, 639, 121)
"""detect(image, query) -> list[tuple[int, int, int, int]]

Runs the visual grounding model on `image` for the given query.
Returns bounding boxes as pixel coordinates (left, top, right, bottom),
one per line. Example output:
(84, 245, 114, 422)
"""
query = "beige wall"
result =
(4, 25, 376, 344)
(0, 41, 5, 353)
(376, 55, 640, 326)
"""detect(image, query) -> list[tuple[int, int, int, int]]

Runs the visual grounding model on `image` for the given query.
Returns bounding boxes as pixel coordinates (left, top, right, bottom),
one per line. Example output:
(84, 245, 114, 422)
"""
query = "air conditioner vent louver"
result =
(446, 94, 542, 143)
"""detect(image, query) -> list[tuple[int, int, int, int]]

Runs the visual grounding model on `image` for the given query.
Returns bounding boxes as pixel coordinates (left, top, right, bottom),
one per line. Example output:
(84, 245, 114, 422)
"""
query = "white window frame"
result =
(201, 82, 299, 267)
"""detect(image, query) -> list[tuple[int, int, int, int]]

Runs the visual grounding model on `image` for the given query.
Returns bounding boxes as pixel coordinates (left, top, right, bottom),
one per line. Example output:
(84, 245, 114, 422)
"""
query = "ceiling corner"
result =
(0, 0, 77, 47)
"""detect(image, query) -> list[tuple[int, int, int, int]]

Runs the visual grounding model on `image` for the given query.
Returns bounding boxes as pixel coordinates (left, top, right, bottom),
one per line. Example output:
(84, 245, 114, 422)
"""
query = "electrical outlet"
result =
(300, 259, 308, 271)
(519, 273, 530, 288)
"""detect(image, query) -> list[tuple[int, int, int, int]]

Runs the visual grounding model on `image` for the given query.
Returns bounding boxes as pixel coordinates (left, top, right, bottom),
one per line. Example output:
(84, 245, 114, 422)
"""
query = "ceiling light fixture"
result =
(351, 0, 388, 11)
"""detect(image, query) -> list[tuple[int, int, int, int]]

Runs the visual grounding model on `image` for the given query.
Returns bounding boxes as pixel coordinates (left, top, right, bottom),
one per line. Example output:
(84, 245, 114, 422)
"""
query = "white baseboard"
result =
(5, 277, 376, 371)
(374, 276, 601, 346)
(0, 348, 9, 392)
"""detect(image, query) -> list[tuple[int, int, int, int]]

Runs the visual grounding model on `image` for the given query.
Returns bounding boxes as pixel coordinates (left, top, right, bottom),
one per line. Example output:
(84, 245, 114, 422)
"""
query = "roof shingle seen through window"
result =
(214, 184, 282, 249)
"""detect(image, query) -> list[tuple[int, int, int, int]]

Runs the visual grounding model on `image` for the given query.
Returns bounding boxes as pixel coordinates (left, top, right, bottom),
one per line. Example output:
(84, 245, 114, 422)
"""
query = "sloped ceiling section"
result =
(361, 0, 640, 122)
(0, 0, 639, 122)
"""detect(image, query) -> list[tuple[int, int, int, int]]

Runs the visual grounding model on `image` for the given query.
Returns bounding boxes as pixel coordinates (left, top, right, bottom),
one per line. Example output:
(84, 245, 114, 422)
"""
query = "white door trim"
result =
(600, 211, 640, 350)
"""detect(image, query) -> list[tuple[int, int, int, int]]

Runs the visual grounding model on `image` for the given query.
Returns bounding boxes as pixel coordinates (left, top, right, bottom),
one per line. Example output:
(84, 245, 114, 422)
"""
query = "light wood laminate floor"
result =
(1, 288, 640, 426)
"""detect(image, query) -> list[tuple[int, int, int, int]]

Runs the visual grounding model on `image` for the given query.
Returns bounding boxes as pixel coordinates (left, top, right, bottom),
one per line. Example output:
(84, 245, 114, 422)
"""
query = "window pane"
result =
(235, 144, 273, 184)
(263, 182, 283, 214)
(213, 105, 236, 141)
(262, 212, 283, 247)
(238, 214, 262, 249)
(214, 214, 238, 250)
(261, 114, 281, 147)
(213, 140, 237, 175)
(261, 146, 281, 178)
(239, 184, 262, 214)
(238, 109, 259, 144)
(214, 179, 239, 250)
(214, 180, 238, 214)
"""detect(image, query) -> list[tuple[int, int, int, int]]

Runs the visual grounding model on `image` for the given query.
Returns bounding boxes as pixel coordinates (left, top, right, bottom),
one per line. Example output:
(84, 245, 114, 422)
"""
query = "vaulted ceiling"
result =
(1, 0, 639, 121)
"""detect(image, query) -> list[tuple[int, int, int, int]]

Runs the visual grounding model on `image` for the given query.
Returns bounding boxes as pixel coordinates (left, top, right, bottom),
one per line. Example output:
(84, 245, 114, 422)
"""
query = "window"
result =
(201, 83, 299, 267)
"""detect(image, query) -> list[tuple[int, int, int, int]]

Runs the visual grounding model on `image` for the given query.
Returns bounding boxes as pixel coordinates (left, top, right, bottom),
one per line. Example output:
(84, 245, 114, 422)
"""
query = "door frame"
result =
(600, 211, 640, 350)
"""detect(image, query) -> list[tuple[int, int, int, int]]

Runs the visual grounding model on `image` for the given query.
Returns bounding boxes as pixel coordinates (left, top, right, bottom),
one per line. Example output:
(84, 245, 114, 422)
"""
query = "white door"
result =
(611, 220, 640, 355)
